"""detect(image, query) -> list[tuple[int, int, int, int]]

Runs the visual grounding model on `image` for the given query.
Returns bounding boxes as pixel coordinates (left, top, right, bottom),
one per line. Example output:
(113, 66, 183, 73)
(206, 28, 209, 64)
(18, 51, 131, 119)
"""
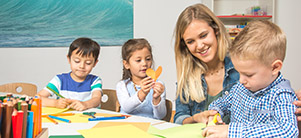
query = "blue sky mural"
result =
(0, 0, 133, 47)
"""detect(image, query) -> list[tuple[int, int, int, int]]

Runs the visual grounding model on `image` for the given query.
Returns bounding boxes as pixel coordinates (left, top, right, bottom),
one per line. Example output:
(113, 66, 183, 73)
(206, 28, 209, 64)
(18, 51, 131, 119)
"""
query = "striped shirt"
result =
(44, 72, 102, 101)
(209, 74, 298, 137)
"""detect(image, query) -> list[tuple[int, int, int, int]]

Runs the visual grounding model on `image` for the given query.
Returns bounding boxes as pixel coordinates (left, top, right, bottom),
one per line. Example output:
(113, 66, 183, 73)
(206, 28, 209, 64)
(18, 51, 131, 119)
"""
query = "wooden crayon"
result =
(21, 103, 28, 138)
(0, 103, 3, 133)
(4, 101, 13, 138)
(0, 103, 7, 137)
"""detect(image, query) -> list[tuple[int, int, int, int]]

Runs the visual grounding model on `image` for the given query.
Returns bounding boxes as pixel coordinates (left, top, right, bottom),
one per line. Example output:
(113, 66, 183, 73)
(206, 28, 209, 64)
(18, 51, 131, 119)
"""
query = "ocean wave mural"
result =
(0, 0, 133, 47)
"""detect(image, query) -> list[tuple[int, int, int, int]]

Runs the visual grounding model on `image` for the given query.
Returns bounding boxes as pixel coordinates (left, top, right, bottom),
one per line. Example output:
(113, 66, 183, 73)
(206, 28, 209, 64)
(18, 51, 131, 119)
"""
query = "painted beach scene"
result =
(0, 0, 133, 47)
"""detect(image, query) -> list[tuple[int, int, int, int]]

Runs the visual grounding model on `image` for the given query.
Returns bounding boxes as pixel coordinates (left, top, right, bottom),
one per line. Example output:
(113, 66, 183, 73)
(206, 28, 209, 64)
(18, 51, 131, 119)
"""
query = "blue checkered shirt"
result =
(209, 74, 298, 137)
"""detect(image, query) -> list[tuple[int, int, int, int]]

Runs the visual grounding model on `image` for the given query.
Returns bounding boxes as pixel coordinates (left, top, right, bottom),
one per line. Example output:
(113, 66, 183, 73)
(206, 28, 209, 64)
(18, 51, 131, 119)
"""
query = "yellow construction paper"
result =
(93, 122, 151, 132)
(42, 113, 90, 123)
(77, 124, 153, 138)
(42, 107, 72, 115)
(148, 123, 206, 138)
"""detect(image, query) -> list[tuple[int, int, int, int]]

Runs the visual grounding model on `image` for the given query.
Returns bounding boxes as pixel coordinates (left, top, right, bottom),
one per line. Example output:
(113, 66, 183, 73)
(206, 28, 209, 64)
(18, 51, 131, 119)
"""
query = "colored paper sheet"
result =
(93, 122, 151, 132)
(49, 135, 84, 138)
(77, 124, 153, 138)
(42, 113, 89, 123)
(42, 107, 72, 115)
(149, 123, 206, 138)
(147, 125, 161, 134)
(94, 113, 124, 117)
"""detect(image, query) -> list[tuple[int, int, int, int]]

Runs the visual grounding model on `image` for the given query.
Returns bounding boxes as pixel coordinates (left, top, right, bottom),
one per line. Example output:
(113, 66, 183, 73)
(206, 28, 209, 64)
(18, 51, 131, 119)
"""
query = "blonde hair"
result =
(230, 20, 286, 65)
(121, 38, 153, 80)
(174, 4, 230, 104)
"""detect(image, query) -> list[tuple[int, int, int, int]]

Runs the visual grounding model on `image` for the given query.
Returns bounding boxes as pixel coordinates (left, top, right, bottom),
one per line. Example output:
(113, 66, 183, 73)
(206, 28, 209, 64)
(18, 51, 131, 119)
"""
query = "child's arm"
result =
(152, 81, 166, 119)
(38, 89, 71, 108)
(228, 91, 298, 137)
(69, 90, 101, 111)
(208, 85, 237, 119)
(116, 78, 154, 113)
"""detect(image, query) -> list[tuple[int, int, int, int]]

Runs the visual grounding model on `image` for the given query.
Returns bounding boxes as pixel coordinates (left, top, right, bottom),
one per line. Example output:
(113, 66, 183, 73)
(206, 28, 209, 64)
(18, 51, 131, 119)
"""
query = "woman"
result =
(174, 3, 238, 124)
(174, 3, 301, 125)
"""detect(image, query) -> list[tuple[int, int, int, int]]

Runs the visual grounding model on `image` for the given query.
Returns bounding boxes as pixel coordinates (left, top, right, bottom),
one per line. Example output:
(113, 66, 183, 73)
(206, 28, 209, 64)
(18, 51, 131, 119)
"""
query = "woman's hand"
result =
(293, 89, 301, 121)
(183, 110, 219, 124)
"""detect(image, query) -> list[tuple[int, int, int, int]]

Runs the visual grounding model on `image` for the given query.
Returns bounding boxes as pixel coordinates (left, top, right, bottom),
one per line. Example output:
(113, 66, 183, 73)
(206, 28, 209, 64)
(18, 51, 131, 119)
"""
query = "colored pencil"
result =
(46, 86, 65, 98)
(26, 111, 34, 138)
(21, 103, 28, 138)
(34, 96, 42, 133)
(16, 111, 24, 138)
(48, 115, 71, 123)
(31, 100, 38, 137)
(41, 113, 75, 117)
(88, 116, 126, 121)
(0, 103, 7, 137)
(12, 109, 18, 138)
(5, 101, 13, 138)
(0, 103, 2, 132)
(45, 115, 58, 124)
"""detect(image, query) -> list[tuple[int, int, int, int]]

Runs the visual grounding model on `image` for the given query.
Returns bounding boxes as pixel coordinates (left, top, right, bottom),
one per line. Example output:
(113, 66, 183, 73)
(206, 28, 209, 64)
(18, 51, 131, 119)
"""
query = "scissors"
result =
(83, 112, 96, 118)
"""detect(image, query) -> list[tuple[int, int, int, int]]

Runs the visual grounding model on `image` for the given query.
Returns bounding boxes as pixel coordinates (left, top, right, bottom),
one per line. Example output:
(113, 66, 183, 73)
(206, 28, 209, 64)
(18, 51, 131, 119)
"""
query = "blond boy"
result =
(38, 37, 102, 111)
(203, 20, 298, 137)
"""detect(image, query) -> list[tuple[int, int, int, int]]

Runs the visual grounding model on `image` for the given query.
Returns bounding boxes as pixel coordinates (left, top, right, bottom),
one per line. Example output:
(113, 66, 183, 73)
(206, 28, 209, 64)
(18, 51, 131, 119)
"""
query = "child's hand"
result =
(55, 98, 71, 109)
(202, 125, 229, 138)
(207, 111, 223, 126)
(153, 82, 164, 99)
(140, 76, 154, 95)
(69, 100, 87, 111)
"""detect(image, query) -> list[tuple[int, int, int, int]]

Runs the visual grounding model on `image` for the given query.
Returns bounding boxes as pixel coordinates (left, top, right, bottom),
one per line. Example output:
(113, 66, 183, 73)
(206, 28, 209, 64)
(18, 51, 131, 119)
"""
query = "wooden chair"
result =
(162, 99, 173, 122)
(0, 82, 37, 97)
(101, 89, 120, 112)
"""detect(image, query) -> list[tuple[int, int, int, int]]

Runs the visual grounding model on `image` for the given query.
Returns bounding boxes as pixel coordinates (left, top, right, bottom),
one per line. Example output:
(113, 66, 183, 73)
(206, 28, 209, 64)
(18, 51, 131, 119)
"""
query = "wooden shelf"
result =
(218, 15, 272, 18)
(217, 15, 272, 20)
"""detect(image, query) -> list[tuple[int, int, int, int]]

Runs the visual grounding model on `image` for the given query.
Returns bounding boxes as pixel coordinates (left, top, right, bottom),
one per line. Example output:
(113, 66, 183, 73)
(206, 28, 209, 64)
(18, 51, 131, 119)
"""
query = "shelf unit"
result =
(203, 0, 275, 38)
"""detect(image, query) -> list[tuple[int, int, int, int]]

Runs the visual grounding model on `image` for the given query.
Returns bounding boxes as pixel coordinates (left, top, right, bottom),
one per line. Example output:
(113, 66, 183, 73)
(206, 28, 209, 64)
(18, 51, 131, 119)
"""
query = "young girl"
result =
(116, 38, 166, 119)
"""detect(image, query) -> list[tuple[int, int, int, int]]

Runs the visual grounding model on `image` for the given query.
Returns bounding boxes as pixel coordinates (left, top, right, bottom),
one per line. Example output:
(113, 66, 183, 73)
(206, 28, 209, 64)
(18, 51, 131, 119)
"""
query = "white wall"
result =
(0, 0, 300, 109)
(276, 0, 301, 90)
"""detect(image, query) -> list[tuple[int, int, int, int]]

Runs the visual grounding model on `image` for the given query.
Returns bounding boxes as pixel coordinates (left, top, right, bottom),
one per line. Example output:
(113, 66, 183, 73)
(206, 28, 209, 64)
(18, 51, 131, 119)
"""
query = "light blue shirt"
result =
(116, 79, 166, 119)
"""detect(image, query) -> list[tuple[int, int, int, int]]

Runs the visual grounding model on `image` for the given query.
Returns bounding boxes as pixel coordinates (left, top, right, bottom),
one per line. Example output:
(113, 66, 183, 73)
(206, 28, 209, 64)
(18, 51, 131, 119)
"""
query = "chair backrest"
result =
(0, 82, 37, 97)
(101, 89, 120, 112)
(162, 99, 172, 122)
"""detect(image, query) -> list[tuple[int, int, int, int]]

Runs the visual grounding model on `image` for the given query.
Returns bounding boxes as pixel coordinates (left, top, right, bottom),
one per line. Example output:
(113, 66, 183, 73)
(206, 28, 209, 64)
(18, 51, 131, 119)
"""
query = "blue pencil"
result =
(27, 112, 34, 138)
(88, 116, 126, 121)
(48, 115, 71, 123)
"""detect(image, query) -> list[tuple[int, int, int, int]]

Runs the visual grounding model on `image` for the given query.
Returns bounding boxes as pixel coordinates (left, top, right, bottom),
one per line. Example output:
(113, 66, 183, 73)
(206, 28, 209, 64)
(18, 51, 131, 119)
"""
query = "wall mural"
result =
(0, 0, 133, 47)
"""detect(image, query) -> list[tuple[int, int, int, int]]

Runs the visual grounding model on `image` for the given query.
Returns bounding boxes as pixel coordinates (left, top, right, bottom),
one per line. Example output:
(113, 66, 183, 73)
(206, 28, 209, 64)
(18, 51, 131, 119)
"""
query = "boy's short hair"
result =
(229, 20, 287, 65)
(67, 37, 100, 62)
